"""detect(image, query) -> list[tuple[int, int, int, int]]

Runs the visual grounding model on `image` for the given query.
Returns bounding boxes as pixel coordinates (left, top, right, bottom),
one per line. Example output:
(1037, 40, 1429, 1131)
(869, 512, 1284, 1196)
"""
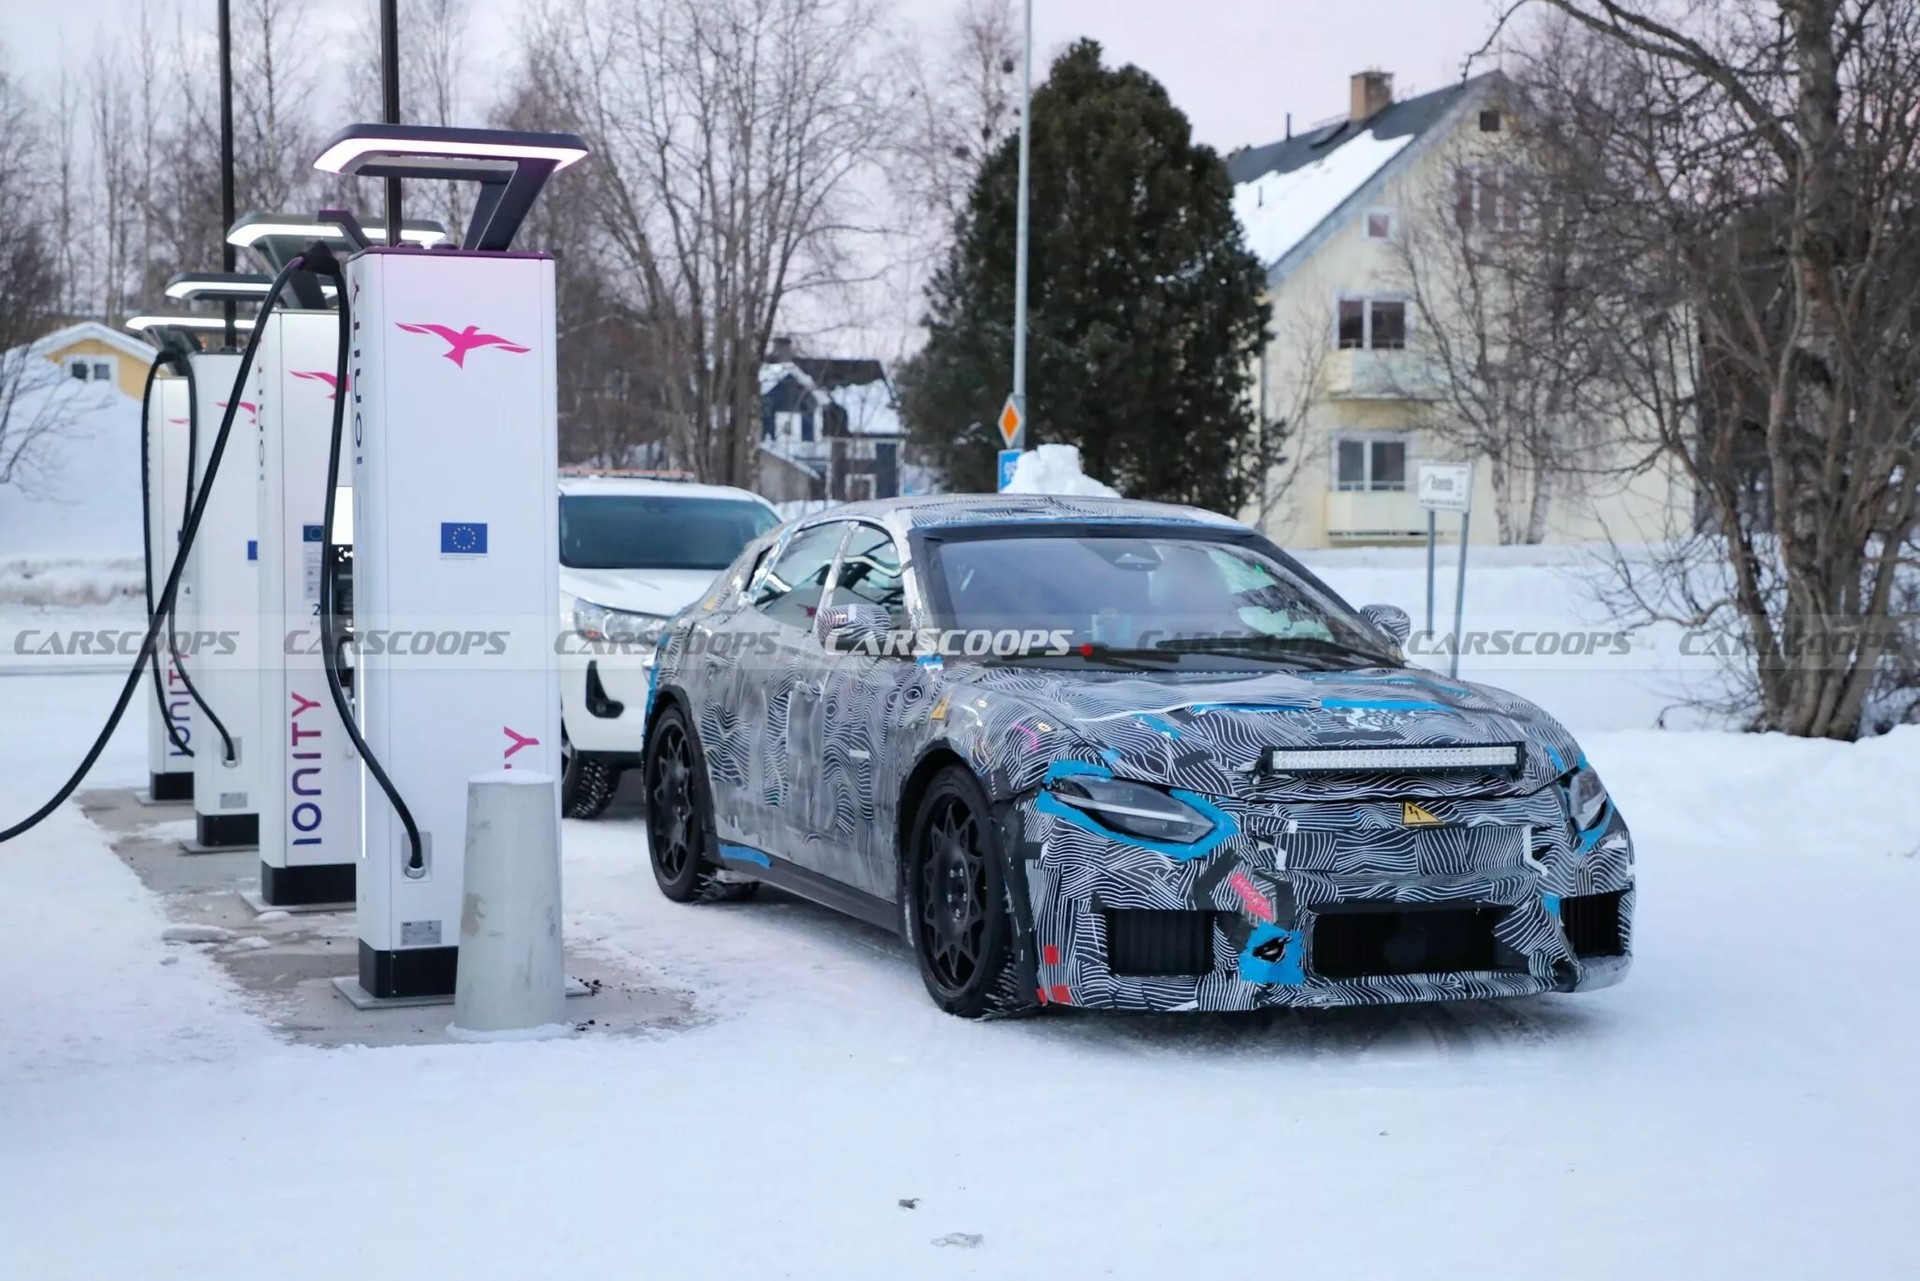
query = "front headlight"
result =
(572, 600, 668, 647)
(1567, 765, 1608, 829)
(1048, 776, 1215, 844)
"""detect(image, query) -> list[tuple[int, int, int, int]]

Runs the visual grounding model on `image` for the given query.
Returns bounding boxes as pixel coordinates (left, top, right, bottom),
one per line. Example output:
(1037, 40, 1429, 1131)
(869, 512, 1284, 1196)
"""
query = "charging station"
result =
(250, 297, 361, 906)
(312, 124, 585, 1001)
(180, 323, 262, 851)
(143, 371, 196, 802)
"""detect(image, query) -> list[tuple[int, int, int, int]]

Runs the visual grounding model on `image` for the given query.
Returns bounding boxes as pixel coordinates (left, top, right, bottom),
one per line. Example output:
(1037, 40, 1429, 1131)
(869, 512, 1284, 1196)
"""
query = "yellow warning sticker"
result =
(1402, 801, 1444, 826)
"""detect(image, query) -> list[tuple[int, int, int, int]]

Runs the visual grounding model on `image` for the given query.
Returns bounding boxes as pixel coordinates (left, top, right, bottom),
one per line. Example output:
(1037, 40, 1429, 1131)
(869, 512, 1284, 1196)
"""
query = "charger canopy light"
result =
(226, 214, 448, 250)
(164, 272, 335, 302)
(311, 123, 588, 252)
(125, 313, 259, 335)
(1262, 744, 1524, 774)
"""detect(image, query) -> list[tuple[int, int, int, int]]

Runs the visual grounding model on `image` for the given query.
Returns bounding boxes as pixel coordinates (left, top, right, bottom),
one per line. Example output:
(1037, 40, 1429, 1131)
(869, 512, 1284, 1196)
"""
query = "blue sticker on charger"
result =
(440, 522, 488, 556)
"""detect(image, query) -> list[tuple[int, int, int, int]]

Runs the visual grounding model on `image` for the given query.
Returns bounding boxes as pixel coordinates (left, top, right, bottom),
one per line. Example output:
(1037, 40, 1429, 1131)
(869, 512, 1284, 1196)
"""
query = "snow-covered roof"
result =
(760, 355, 902, 437)
(26, 320, 157, 366)
(1232, 129, 1413, 268)
(1229, 73, 1498, 275)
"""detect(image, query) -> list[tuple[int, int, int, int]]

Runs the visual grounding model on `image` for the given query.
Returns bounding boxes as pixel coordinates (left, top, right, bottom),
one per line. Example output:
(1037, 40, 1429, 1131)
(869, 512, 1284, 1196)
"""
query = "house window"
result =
(70, 355, 117, 383)
(1363, 208, 1395, 241)
(1454, 168, 1523, 231)
(844, 474, 875, 503)
(68, 359, 89, 381)
(1479, 109, 1502, 133)
(1334, 435, 1409, 492)
(1336, 297, 1408, 350)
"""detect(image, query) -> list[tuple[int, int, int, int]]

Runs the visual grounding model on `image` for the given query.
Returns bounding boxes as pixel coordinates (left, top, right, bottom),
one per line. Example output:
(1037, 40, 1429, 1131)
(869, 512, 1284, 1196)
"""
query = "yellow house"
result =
(1231, 71, 1693, 548)
(32, 321, 159, 402)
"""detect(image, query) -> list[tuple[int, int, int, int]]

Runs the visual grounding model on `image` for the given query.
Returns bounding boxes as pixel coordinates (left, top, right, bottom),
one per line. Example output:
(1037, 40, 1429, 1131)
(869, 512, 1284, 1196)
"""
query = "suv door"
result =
(802, 520, 920, 901)
(730, 520, 848, 860)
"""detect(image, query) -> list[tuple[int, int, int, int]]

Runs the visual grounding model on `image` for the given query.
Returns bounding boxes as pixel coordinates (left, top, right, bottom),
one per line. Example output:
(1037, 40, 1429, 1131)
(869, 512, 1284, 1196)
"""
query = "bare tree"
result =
(87, 41, 139, 321)
(531, 0, 894, 486)
(1485, 0, 1920, 736)
(232, 0, 321, 213)
(0, 50, 78, 499)
(891, 0, 1020, 228)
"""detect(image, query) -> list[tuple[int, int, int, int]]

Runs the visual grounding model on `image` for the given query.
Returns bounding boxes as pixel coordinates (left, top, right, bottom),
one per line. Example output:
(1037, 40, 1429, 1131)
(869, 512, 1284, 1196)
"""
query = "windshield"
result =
(924, 531, 1399, 669)
(559, 494, 780, 571)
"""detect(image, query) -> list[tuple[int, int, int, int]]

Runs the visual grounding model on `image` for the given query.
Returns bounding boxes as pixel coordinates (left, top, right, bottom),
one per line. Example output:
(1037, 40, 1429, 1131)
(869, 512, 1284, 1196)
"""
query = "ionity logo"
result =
(395, 322, 532, 368)
(291, 370, 344, 398)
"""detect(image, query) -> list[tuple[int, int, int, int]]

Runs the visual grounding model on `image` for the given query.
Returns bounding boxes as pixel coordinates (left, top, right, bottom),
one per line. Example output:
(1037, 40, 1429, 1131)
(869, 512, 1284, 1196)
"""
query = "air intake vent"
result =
(1310, 904, 1515, 979)
(1102, 908, 1215, 977)
(1560, 890, 1626, 958)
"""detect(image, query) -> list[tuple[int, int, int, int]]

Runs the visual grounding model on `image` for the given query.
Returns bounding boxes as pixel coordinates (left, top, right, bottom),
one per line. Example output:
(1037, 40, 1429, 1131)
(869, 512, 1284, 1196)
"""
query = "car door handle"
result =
(795, 680, 824, 697)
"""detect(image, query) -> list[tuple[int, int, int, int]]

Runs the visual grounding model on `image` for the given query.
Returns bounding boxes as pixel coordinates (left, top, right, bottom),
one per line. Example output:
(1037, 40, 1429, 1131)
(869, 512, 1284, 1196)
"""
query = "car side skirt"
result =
(716, 842, 901, 935)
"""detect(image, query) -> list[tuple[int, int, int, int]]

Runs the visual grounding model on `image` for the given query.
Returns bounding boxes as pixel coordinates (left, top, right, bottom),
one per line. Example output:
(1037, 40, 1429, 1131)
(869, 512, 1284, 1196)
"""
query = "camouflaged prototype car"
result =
(641, 495, 1634, 1017)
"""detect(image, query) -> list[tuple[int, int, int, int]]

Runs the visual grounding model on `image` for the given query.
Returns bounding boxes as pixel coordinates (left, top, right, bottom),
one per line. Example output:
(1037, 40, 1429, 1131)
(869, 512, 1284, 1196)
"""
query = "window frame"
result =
(819, 517, 916, 638)
(1333, 293, 1412, 351)
(1362, 207, 1397, 242)
(1331, 432, 1413, 493)
(749, 519, 853, 632)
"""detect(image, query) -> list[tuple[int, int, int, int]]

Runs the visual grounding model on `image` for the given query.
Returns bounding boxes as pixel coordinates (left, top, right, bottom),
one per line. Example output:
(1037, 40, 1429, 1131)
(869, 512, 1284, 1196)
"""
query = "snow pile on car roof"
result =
(1004, 444, 1119, 498)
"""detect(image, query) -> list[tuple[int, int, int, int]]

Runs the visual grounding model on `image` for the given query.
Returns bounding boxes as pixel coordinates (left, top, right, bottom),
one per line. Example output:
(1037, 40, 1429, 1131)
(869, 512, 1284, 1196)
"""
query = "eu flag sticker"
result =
(440, 521, 488, 556)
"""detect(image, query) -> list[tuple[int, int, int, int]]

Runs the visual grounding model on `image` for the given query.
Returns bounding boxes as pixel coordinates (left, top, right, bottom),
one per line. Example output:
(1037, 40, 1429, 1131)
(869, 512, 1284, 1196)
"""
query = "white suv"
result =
(558, 473, 780, 817)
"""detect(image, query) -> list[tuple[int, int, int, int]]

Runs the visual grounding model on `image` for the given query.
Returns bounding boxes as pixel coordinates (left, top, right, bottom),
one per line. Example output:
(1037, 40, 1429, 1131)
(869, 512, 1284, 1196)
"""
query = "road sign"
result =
(997, 394, 1025, 448)
(997, 448, 1023, 492)
(1417, 461, 1473, 513)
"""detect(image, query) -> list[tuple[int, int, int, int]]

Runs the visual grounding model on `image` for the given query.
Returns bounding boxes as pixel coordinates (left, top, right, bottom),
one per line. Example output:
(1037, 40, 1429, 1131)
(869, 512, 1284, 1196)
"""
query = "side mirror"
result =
(818, 601, 893, 654)
(1360, 603, 1412, 647)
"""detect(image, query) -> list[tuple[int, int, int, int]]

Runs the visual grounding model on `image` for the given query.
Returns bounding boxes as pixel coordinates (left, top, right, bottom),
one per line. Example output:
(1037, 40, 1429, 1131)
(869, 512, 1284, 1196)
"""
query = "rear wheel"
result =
(644, 704, 756, 904)
(560, 730, 619, 820)
(905, 766, 1030, 1018)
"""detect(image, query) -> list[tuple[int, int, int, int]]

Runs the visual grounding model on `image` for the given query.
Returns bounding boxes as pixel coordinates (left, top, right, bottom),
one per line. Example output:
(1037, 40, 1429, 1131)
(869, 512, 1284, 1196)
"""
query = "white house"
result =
(1231, 71, 1694, 547)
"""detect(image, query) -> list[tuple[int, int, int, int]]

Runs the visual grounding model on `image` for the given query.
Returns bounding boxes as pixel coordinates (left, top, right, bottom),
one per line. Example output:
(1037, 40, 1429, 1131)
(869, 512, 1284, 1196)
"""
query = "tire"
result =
(643, 704, 757, 904)
(560, 731, 620, 820)
(903, 766, 1032, 1018)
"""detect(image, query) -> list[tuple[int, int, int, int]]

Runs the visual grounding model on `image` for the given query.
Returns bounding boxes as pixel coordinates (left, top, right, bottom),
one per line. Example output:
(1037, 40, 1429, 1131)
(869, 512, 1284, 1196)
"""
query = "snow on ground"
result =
(3, 562, 1918, 1278)
(0, 373, 146, 560)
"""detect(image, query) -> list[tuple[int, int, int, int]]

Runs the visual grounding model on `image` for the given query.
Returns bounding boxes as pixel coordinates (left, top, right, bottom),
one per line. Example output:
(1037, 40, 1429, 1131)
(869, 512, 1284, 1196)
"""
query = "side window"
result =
(751, 522, 845, 630)
(831, 524, 909, 629)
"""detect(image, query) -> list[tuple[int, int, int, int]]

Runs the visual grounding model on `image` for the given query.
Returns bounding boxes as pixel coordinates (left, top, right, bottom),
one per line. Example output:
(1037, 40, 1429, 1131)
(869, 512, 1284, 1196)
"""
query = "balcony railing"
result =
(1323, 349, 1436, 401)
(1325, 489, 1426, 539)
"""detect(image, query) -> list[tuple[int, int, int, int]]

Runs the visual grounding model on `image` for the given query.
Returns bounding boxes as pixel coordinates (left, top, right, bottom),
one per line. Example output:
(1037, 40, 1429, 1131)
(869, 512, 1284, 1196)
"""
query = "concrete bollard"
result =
(451, 770, 568, 1039)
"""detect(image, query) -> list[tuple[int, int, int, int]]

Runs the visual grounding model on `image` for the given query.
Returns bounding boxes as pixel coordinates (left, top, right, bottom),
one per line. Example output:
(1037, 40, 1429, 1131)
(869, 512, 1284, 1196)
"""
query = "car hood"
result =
(948, 663, 1582, 801)
(560, 566, 723, 618)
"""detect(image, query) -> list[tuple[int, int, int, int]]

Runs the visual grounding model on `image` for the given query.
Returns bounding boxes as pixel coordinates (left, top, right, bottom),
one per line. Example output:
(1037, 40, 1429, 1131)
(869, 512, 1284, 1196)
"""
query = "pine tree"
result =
(899, 40, 1270, 511)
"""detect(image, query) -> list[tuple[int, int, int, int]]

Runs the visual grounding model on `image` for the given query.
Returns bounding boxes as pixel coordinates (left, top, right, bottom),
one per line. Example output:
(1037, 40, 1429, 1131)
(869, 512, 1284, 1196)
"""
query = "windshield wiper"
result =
(1151, 634, 1398, 669)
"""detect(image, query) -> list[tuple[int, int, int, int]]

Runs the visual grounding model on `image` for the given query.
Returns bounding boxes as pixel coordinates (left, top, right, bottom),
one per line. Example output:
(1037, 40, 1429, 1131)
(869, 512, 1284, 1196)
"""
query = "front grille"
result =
(1102, 908, 1215, 977)
(1561, 890, 1626, 957)
(1309, 904, 1513, 980)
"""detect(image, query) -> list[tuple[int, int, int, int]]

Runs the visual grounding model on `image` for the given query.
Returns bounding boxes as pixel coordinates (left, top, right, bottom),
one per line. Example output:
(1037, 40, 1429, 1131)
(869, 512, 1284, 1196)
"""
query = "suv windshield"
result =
(560, 494, 780, 571)
(925, 531, 1399, 669)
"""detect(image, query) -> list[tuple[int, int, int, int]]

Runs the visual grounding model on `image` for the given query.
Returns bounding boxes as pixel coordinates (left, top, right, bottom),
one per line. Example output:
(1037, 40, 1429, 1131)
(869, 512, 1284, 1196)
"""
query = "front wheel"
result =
(643, 704, 755, 904)
(904, 766, 1031, 1018)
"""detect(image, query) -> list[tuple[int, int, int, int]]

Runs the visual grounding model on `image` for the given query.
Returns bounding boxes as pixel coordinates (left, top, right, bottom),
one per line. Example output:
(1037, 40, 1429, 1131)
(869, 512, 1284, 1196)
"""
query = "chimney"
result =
(1350, 70, 1394, 123)
(769, 335, 796, 363)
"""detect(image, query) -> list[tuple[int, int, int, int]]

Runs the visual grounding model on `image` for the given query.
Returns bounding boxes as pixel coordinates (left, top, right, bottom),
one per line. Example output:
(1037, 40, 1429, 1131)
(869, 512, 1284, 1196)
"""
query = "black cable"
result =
(137, 352, 192, 757)
(304, 243, 426, 876)
(0, 256, 306, 845)
(166, 354, 238, 765)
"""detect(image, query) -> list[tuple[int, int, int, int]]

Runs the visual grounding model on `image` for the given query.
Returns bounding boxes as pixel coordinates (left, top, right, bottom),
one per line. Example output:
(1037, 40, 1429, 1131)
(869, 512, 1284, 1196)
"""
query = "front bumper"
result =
(1017, 788, 1634, 1012)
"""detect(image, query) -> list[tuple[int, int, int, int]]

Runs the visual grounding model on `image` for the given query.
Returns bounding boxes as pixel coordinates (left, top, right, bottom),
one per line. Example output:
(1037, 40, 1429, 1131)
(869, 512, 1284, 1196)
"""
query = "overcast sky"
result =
(4, 0, 1505, 153)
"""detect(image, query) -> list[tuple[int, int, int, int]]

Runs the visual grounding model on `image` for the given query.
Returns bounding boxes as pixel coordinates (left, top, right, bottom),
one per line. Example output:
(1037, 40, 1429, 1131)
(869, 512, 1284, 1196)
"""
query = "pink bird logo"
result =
(292, 370, 343, 399)
(217, 400, 259, 424)
(502, 726, 540, 768)
(396, 322, 532, 368)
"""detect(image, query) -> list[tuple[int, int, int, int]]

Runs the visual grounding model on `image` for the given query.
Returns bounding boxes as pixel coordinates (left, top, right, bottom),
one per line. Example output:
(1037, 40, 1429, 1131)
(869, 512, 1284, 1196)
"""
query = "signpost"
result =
(995, 396, 1025, 492)
(1417, 461, 1473, 679)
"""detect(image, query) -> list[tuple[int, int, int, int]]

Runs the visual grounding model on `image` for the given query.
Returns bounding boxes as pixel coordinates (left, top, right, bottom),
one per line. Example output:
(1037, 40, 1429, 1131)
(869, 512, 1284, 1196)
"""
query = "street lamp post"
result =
(217, 0, 236, 349)
(1009, 0, 1032, 450)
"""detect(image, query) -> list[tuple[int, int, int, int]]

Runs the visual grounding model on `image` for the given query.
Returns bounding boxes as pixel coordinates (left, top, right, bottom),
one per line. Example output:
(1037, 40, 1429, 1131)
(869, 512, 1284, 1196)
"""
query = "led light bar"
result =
(165, 275, 336, 300)
(1263, 744, 1524, 774)
(125, 314, 258, 333)
(226, 218, 448, 248)
(313, 124, 589, 175)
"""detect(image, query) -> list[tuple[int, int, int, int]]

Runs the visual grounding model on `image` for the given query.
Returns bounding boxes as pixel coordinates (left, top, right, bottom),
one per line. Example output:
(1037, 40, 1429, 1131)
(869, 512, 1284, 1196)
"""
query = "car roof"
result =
(792, 492, 1250, 539)
(557, 473, 775, 507)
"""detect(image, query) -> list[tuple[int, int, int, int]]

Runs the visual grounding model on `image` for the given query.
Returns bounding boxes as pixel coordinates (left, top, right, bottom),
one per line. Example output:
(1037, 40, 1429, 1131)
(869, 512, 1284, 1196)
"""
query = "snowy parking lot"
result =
(4, 553, 1918, 1279)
